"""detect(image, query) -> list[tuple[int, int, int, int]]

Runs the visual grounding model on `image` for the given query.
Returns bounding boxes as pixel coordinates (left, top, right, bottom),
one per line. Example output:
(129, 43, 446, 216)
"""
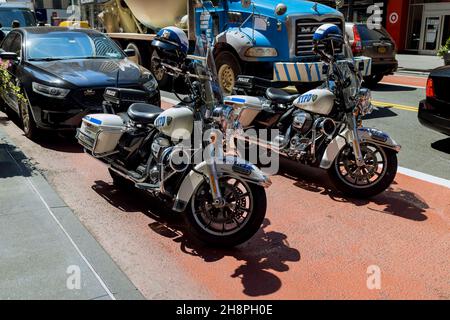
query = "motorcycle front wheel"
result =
(185, 177, 267, 247)
(328, 143, 398, 199)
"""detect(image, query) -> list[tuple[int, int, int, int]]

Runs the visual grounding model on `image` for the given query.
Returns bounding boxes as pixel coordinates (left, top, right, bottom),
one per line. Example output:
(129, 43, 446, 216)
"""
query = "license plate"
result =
(76, 130, 94, 148)
(378, 47, 387, 54)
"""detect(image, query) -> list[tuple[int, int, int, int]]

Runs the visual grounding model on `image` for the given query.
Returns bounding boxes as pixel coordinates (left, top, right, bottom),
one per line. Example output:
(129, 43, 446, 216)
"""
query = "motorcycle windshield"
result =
(336, 40, 361, 104)
(190, 35, 223, 117)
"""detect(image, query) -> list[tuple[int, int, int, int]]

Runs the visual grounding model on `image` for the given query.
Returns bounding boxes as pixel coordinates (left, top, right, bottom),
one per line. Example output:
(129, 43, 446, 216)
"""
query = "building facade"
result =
(34, 0, 71, 25)
(386, 0, 450, 54)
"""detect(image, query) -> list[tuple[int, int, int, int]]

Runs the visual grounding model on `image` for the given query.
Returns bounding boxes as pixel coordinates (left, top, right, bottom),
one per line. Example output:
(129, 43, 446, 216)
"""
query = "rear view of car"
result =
(419, 67, 450, 136)
(346, 23, 398, 87)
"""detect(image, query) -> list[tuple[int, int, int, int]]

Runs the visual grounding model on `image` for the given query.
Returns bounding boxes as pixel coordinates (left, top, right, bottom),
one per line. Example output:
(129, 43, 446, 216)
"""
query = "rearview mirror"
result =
(124, 49, 136, 57)
(0, 51, 18, 61)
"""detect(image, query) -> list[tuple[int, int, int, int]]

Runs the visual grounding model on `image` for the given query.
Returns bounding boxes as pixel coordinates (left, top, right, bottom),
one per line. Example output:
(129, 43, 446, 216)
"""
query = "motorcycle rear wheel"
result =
(328, 143, 398, 199)
(185, 177, 267, 247)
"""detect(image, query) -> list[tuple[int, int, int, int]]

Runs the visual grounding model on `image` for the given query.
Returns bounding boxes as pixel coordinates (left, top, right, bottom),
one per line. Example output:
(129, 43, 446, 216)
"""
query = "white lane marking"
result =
(5, 148, 116, 300)
(399, 166, 450, 189)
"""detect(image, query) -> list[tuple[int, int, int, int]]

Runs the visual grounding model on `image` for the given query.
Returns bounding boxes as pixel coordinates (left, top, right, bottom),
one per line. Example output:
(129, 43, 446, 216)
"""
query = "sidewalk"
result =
(0, 129, 144, 300)
(397, 54, 444, 73)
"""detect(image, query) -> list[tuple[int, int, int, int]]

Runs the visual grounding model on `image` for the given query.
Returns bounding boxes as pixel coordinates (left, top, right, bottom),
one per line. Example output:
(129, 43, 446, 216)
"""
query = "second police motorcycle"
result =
(76, 27, 272, 247)
(226, 24, 401, 198)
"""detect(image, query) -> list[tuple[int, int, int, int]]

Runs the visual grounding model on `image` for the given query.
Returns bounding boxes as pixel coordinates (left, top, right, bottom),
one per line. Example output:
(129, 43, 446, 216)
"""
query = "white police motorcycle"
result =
(227, 24, 401, 198)
(77, 27, 271, 247)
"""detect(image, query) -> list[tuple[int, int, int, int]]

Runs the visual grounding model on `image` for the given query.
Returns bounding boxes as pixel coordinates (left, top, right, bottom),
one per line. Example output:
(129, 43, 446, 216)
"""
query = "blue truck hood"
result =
(229, 0, 342, 20)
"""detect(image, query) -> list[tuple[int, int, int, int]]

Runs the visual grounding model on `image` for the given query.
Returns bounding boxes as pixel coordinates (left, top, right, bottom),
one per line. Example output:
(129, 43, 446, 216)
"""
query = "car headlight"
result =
(245, 47, 278, 57)
(32, 82, 70, 99)
(143, 76, 158, 92)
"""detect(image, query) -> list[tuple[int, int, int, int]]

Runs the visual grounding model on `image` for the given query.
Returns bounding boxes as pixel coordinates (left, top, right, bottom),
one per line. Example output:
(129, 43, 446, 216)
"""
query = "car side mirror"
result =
(124, 49, 136, 57)
(0, 51, 18, 61)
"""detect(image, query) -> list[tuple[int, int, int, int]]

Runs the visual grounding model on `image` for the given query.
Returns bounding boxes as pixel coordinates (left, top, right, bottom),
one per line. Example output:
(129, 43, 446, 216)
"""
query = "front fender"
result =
(173, 156, 272, 212)
(216, 27, 273, 62)
(320, 128, 401, 169)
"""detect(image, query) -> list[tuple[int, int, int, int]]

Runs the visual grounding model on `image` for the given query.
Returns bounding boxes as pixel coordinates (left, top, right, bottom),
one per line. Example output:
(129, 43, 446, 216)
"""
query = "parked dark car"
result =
(0, 27, 160, 139)
(345, 22, 398, 87)
(419, 67, 450, 136)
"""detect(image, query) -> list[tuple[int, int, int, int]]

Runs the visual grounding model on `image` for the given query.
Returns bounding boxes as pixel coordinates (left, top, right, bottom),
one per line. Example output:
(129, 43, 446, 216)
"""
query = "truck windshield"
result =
(0, 8, 36, 29)
(26, 32, 125, 61)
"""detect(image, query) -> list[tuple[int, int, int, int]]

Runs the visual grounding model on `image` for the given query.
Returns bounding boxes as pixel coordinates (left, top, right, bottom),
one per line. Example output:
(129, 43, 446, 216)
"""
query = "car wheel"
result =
(363, 74, 384, 88)
(216, 51, 241, 96)
(19, 98, 39, 140)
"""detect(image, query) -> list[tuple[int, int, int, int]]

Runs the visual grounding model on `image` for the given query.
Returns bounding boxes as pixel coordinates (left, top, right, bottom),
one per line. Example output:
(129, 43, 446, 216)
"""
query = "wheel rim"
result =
(20, 102, 30, 134)
(191, 177, 254, 236)
(335, 143, 388, 189)
(218, 64, 235, 95)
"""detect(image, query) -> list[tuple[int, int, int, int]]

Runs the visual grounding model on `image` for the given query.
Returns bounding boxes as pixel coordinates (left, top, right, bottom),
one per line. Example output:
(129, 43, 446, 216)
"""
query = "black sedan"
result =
(0, 27, 160, 139)
(419, 67, 450, 136)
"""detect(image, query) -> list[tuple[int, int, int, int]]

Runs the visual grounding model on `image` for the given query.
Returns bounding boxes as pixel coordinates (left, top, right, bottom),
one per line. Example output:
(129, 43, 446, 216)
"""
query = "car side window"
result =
(1, 33, 16, 51)
(9, 33, 22, 57)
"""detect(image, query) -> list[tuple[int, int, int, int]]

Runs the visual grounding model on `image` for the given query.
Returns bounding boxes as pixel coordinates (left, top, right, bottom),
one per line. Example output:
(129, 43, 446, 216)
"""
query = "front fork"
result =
(348, 114, 365, 167)
(205, 130, 225, 207)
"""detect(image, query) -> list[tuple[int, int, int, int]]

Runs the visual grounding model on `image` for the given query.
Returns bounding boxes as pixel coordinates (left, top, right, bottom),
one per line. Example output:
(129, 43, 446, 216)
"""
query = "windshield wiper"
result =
(28, 57, 65, 61)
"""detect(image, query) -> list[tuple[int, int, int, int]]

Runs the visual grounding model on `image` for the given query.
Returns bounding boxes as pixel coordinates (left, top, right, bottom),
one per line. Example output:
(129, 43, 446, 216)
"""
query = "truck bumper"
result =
(273, 57, 372, 83)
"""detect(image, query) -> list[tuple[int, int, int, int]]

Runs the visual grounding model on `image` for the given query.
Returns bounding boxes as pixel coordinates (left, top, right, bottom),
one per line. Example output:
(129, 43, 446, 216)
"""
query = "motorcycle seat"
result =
(128, 103, 163, 125)
(266, 88, 300, 104)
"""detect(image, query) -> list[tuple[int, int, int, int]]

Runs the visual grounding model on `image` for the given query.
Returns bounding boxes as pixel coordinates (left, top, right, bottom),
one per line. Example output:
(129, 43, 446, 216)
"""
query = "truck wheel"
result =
(151, 50, 171, 89)
(216, 51, 241, 95)
(126, 42, 142, 65)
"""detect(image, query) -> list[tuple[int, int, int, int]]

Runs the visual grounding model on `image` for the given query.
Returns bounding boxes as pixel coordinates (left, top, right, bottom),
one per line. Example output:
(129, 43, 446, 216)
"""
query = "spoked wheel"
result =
(328, 143, 398, 198)
(216, 51, 241, 96)
(186, 176, 267, 247)
(19, 99, 39, 140)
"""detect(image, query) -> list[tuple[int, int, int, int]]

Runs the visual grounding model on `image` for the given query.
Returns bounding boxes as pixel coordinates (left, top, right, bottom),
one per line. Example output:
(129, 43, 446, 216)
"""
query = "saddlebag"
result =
(76, 114, 125, 157)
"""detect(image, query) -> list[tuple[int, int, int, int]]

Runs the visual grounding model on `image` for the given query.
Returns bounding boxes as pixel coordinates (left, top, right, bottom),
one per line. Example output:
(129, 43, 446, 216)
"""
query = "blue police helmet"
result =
(152, 26, 189, 61)
(313, 23, 343, 43)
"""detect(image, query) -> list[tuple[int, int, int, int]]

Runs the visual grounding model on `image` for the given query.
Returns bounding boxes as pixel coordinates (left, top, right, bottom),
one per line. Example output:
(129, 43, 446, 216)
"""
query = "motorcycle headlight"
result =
(245, 47, 278, 57)
(32, 82, 70, 99)
(357, 88, 373, 116)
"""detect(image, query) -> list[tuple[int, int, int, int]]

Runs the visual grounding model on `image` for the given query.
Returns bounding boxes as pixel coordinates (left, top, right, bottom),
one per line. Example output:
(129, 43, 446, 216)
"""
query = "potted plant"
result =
(438, 37, 450, 66)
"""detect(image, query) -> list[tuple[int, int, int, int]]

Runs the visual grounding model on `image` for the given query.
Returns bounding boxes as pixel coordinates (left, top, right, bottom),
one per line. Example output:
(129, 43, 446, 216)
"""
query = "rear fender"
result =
(173, 156, 271, 212)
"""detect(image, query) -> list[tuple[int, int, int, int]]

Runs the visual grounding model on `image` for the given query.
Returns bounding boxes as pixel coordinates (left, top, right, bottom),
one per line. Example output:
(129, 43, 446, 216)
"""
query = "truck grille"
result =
(295, 18, 344, 56)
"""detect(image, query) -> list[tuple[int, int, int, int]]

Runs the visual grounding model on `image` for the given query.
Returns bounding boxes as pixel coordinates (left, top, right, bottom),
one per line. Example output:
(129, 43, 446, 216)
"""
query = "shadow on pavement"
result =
(91, 180, 301, 297)
(363, 106, 398, 120)
(431, 138, 450, 155)
(0, 110, 83, 153)
(0, 142, 35, 178)
(369, 83, 418, 92)
(279, 159, 429, 222)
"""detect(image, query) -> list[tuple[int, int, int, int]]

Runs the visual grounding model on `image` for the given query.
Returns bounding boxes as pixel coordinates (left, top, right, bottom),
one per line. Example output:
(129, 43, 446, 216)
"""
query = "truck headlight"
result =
(32, 82, 70, 99)
(245, 47, 278, 57)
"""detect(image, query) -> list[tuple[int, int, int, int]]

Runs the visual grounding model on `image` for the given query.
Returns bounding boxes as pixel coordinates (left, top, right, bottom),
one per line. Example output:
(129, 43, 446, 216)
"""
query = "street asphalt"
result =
(368, 83, 450, 180)
(0, 129, 143, 300)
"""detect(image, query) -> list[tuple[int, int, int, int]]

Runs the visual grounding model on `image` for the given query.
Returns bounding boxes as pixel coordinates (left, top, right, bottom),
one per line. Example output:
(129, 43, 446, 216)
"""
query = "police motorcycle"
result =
(226, 24, 401, 198)
(76, 27, 272, 247)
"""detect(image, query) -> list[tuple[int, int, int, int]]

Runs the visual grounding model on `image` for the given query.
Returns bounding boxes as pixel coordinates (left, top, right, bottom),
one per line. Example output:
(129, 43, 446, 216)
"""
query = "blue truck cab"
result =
(194, 0, 370, 94)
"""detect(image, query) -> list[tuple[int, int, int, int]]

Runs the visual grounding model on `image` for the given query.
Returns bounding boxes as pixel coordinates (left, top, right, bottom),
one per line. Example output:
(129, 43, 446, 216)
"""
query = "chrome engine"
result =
(284, 111, 337, 162)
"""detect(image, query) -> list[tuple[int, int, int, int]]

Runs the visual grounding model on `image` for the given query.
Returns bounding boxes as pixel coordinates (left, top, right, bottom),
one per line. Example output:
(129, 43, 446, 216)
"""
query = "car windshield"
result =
(356, 25, 391, 41)
(26, 32, 125, 61)
(0, 8, 36, 29)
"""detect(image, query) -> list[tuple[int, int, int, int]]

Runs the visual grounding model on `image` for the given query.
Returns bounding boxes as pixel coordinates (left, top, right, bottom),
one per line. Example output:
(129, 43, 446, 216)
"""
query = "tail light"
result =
(352, 25, 363, 54)
(426, 78, 435, 98)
